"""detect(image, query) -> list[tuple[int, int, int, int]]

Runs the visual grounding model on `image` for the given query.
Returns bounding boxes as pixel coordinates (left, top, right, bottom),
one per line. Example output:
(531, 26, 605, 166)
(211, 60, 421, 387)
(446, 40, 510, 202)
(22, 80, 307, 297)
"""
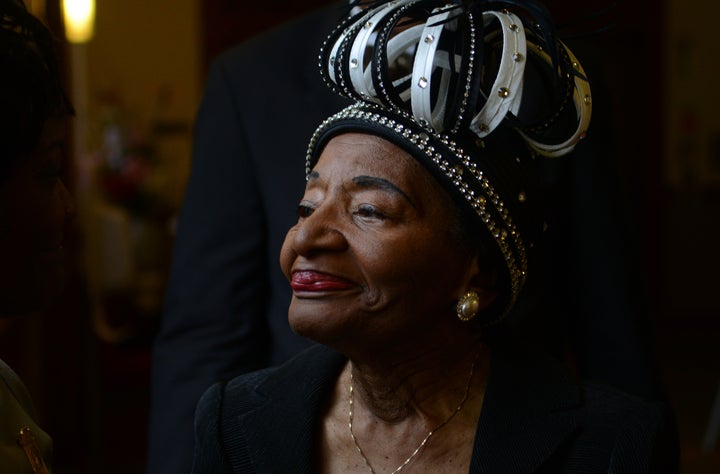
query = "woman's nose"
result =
(291, 202, 348, 256)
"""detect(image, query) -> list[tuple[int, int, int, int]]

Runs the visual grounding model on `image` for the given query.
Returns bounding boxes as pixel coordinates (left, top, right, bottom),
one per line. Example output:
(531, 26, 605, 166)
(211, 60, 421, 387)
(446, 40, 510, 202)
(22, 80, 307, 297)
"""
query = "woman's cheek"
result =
(279, 227, 299, 280)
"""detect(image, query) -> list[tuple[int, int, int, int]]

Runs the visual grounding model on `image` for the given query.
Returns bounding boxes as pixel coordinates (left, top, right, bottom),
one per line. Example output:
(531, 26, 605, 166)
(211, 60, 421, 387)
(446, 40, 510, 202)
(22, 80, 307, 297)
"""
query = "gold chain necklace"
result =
(348, 352, 480, 474)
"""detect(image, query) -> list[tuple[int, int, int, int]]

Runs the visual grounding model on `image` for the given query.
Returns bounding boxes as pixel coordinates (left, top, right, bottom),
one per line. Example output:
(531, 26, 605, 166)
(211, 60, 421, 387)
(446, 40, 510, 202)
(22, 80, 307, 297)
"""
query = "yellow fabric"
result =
(0, 359, 52, 473)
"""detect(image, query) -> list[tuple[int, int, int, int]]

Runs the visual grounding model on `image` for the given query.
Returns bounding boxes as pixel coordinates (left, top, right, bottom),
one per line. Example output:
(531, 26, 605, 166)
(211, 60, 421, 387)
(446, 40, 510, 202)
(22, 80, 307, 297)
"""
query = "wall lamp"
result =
(62, 0, 95, 44)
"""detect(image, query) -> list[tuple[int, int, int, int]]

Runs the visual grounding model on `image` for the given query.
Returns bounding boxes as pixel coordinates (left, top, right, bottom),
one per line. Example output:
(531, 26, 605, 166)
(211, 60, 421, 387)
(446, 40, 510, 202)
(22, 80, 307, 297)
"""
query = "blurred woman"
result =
(192, 1, 673, 472)
(1, 0, 74, 471)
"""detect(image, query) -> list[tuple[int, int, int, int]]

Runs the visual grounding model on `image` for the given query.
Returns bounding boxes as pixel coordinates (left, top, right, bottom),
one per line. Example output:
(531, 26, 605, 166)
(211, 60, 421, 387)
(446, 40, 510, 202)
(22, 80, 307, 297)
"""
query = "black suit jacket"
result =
(147, 5, 350, 473)
(191, 344, 671, 473)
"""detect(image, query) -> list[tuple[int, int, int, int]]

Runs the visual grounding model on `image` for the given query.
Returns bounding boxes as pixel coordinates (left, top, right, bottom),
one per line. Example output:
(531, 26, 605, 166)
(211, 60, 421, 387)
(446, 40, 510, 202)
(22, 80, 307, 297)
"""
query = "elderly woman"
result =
(1, 0, 74, 471)
(192, 1, 670, 472)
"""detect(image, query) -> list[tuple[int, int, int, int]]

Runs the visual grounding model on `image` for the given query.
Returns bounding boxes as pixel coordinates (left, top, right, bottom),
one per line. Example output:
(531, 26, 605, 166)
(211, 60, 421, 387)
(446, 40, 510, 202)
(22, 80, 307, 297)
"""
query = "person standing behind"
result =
(0, 0, 75, 471)
(147, 4, 349, 473)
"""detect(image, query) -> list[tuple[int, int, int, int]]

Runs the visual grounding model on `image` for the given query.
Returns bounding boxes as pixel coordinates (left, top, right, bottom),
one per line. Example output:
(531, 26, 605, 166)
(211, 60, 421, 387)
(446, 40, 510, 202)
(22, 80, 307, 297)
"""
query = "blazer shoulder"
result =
(219, 345, 342, 406)
(573, 382, 675, 473)
(222, 366, 277, 409)
(581, 381, 666, 428)
(194, 366, 277, 446)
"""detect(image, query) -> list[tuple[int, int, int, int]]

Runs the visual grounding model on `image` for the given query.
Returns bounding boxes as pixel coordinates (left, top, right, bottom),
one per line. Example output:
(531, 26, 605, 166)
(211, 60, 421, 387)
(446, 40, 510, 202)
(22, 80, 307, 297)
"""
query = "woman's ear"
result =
(463, 253, 499, 312)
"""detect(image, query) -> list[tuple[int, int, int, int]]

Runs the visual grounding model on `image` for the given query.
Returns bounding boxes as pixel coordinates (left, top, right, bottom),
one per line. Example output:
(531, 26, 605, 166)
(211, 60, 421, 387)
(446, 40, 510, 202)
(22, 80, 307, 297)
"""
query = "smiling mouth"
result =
(290, 270, 354, 292)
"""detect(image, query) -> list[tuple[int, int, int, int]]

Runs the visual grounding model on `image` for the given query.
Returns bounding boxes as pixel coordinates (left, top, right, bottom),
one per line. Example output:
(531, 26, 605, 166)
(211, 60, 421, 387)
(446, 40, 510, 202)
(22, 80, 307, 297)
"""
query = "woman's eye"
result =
(297, 203, 315, 218)
(355, 204, 385, 220)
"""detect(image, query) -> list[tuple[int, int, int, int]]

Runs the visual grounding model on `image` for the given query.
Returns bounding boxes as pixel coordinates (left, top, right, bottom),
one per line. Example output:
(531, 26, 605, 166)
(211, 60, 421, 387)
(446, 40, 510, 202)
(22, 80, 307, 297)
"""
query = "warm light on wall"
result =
(28, 0, 47, 19)
(62, 0, 95, 43)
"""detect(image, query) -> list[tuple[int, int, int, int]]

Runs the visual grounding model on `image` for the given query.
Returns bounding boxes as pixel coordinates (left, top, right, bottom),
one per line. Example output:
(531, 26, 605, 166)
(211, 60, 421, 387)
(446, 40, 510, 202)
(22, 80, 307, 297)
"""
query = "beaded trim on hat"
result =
(306, 102, 527, 321)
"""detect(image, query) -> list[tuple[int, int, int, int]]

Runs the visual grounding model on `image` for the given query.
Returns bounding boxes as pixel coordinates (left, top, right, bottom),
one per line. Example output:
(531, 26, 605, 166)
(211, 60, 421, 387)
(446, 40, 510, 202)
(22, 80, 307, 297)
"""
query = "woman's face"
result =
(0, 116, 74, 316)
(280, 133, 482, 351)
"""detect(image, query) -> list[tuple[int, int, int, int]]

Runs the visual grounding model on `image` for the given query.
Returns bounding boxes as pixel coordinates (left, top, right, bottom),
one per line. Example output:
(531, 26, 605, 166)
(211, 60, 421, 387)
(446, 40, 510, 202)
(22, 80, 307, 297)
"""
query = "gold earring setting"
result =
(456, 290, 481, 322)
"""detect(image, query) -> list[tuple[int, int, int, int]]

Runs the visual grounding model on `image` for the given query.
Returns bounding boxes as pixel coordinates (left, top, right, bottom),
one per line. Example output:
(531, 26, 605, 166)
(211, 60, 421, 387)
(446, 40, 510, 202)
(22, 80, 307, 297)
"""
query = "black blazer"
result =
(147, 5, 351, 473)
(191, 344, 672, 473)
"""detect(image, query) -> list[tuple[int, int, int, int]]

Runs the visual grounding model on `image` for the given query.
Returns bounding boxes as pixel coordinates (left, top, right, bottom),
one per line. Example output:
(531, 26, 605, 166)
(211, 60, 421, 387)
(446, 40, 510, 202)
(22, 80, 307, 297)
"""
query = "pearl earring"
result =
(456, 290, 480, 322)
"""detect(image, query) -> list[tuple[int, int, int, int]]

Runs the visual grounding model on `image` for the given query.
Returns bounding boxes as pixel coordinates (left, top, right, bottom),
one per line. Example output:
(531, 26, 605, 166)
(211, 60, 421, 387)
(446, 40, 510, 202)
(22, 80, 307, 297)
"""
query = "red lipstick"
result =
(291, 270, 353, 292)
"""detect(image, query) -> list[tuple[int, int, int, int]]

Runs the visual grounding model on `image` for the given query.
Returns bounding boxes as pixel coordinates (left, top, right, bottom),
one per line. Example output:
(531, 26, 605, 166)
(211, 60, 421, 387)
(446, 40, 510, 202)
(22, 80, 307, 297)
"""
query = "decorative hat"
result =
(306, 0, 591, 322)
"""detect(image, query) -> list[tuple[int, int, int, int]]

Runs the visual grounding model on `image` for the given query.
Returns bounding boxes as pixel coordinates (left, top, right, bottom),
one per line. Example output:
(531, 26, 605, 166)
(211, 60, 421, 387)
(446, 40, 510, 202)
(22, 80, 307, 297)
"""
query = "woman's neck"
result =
(347, 339, 489, 424)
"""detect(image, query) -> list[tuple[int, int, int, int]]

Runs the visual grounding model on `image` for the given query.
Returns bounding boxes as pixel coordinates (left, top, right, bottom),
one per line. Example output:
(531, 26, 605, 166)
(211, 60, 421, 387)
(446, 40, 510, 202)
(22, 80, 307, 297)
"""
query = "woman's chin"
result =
(288, 299, 357, 348)
(288, 305, 329, 343)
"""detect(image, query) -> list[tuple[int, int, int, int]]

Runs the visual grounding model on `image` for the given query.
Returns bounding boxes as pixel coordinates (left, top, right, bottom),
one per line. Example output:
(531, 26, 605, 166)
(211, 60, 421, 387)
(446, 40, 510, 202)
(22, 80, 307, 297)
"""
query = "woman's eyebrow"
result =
(352, 175, 415, 208)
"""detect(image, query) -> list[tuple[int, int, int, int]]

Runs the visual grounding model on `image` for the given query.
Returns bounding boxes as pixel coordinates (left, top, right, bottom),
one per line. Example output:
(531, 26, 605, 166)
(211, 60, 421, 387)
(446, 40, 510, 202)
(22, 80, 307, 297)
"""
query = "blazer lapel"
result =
(471, 342, 582, 473)
(235, 346, 346, 473)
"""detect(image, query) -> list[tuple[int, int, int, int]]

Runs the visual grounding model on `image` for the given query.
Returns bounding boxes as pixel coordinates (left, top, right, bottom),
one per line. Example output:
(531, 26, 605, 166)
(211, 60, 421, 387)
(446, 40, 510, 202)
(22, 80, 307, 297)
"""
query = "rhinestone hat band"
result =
(307, 0, 592, 321)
